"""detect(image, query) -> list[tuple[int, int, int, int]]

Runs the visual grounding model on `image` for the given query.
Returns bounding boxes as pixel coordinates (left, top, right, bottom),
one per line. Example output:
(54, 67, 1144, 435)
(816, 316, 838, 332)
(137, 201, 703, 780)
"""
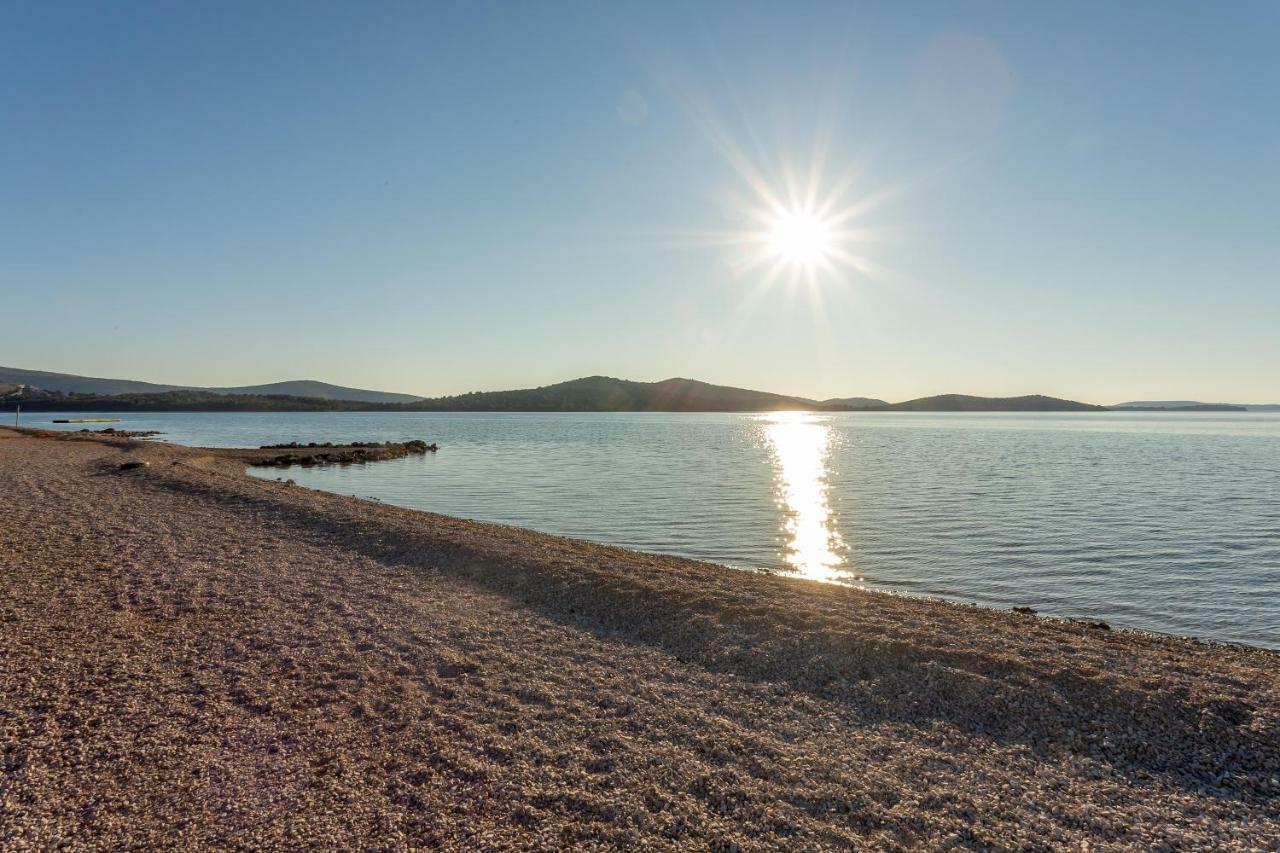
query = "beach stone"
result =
(0, 425, 1277, 850)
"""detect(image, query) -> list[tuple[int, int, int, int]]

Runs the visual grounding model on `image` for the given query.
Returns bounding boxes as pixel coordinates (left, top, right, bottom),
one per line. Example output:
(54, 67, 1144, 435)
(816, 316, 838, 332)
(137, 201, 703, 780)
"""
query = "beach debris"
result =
(1012, 606, 1037, 615)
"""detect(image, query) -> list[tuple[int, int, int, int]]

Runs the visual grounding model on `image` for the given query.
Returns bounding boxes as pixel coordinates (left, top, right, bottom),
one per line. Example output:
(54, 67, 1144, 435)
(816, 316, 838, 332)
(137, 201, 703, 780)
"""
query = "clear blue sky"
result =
(3, 1, 1277, 403)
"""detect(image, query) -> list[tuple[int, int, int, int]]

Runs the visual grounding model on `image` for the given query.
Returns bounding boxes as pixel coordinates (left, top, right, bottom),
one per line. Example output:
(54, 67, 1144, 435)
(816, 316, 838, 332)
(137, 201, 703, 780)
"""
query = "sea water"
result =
(35, 410, 1280, 648)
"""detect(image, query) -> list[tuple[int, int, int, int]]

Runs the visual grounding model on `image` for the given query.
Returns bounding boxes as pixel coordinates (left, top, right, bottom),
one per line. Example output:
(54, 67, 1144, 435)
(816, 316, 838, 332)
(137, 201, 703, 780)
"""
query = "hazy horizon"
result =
(4, 2, 1278, 403)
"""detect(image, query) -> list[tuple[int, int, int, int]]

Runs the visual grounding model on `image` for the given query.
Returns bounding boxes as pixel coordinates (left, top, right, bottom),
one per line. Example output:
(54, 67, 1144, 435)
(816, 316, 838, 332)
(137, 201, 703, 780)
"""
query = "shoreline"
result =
(21, 427, 1258, 650)
(2, 426, 1277, 848)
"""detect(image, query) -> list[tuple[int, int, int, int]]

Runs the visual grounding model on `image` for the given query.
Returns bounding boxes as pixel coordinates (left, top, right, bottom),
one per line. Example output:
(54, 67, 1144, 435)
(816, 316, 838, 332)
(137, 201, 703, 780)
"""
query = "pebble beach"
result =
(1, 427, 1277, 849)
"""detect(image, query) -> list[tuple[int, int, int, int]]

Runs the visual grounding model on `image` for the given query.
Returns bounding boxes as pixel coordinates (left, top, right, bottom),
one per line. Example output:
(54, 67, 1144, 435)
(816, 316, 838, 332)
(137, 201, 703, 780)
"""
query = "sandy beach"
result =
(1, 427, 1277, 849)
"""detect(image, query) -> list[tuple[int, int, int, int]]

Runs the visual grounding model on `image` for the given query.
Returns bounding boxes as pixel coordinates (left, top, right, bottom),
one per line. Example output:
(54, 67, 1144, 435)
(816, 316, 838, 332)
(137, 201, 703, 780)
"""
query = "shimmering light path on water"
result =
(762, 414, 848, 582)
(36, 411, 1280, 648)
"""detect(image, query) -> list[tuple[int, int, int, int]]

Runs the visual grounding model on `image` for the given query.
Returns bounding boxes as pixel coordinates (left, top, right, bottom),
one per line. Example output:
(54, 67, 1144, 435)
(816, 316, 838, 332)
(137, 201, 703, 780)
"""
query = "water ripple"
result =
(39, 409, 1280, 648)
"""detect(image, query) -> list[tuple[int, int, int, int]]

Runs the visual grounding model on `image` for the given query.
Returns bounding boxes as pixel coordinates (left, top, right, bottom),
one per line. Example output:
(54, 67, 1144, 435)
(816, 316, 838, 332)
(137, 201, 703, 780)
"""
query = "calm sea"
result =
(34, 410, 1280, 648)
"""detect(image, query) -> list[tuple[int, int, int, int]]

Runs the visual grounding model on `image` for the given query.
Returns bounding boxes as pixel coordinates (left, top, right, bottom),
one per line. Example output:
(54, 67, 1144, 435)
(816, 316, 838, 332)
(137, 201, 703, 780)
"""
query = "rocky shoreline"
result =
(206, 439, 438, 468)
(25, 426, 439, 467)
(1, 426, 1277, 849)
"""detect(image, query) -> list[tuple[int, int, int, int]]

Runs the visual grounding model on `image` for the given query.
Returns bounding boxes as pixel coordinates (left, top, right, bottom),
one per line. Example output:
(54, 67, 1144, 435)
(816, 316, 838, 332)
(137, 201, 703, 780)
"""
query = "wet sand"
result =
(1, 427, 1277, 849)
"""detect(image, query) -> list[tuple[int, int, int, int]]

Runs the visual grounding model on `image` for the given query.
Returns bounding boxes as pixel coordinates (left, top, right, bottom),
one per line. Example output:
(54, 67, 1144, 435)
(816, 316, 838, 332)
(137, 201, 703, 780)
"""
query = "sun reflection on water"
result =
(761, 412, 847, 582)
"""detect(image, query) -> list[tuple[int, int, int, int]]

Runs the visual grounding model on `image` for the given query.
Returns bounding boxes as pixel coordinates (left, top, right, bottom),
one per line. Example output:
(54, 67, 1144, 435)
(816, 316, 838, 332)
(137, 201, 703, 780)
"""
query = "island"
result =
(7, 373, 1116, 413)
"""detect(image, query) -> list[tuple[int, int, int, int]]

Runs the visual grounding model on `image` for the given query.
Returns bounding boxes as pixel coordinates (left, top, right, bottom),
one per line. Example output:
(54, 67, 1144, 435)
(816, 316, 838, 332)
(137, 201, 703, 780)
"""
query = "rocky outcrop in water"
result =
(211, 439, 438, 468)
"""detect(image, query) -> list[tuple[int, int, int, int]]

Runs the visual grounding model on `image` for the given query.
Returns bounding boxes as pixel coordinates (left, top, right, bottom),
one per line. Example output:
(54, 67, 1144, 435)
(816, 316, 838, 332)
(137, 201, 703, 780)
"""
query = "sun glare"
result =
(761, 412, 847, 582)
(652, 81, 903, 308)
(766, 209, 836, 267)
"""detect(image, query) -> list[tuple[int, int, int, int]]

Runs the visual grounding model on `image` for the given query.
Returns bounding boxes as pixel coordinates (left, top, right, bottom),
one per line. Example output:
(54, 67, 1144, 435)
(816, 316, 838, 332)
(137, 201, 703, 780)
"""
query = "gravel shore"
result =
(1, 427, 1277, 849)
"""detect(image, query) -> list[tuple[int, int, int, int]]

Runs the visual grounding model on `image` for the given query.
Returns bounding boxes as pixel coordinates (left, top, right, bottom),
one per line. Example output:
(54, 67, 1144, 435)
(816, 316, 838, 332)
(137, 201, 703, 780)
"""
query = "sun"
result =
(652, 78, 903, 298)
(766, 208, 836, 268)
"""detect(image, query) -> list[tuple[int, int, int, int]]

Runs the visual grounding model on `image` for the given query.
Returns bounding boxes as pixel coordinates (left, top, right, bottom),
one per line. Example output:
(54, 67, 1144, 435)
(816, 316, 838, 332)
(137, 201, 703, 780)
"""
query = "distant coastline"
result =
(1111, 404, 1247, 412)
(5, 373, 1108, 413)
(5, 367, 1274, 414)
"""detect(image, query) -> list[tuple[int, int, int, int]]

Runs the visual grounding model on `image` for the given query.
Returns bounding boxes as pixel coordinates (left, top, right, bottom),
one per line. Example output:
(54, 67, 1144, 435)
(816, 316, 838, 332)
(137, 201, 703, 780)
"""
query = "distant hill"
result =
(1, 368, 1123, 413)
(10, 388, 388, 412)
(1116, 399, 1244, 409)
(0, 366, 174, 397)
(1112, 400, 1267, 412)
(0, 366, 421, 404)
(821, 396, 888, 409)
(879, 394, 1106, 412)
(1113, 400, 1208, 409)
(408, 376, 840, 412)
(212, 380, 421, 404)
(8, 375, 847, 413)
